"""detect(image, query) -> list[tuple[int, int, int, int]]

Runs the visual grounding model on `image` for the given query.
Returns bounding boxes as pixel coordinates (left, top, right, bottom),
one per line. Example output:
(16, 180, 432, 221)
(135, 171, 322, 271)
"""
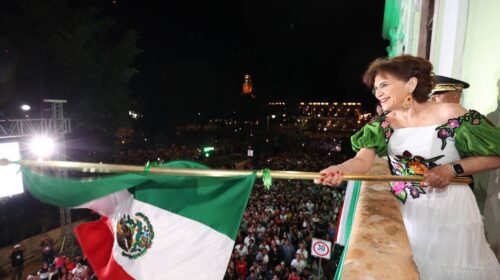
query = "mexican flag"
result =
(23, 161, 255, 280)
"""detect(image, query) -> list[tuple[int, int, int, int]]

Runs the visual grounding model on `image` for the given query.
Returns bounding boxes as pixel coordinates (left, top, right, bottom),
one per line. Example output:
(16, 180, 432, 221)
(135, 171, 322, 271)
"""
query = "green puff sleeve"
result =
(351, 116, 390, 157)
(453, 111, 500, 157)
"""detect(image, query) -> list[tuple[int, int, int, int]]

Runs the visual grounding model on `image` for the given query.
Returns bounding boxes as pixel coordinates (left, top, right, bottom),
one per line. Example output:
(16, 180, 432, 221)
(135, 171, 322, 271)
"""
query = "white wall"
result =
(429, 0, 469, 81)
(461, 0, 500, 114)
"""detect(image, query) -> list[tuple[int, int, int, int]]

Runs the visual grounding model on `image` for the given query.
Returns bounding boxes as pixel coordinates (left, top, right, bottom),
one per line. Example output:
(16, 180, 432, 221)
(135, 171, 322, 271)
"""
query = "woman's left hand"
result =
(421, 164, 455, 188)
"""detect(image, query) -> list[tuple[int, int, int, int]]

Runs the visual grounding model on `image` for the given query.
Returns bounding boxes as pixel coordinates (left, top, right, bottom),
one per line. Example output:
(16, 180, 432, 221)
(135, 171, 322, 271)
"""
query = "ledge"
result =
(341, 158, 420, 279)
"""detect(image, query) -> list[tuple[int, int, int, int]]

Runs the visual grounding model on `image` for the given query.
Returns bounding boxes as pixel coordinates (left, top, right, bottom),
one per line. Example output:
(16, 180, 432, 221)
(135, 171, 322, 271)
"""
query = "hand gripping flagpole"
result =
(0, 158, 473, 185)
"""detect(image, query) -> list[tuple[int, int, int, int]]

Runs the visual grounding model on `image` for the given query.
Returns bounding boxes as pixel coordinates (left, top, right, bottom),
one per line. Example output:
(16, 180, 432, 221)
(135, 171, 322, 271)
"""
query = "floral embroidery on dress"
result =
(435, 110, 483, 150)
(371, 112, 393, 141)
(390, 150, 444, 203)
(380, 119, 393, 140)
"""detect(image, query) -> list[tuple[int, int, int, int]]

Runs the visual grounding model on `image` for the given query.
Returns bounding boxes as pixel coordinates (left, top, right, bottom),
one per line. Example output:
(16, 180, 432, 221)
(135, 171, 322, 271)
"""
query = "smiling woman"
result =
(316, 55, 500, 279)
(364, 55, 434, 105)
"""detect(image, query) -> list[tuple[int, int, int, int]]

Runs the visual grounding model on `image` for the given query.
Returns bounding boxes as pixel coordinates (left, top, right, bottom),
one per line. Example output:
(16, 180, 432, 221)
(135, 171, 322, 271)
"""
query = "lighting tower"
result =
(0, 99, 74, 255)
(43, 99, 76, 256)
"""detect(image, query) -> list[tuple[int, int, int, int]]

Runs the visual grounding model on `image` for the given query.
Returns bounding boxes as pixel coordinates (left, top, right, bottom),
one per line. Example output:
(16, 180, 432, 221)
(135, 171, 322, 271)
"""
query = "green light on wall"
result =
(382, 0, 403, 57)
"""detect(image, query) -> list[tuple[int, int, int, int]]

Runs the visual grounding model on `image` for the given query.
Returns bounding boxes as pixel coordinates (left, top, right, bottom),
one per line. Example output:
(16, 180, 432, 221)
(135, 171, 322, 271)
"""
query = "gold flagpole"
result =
(0, 158, 472, 184)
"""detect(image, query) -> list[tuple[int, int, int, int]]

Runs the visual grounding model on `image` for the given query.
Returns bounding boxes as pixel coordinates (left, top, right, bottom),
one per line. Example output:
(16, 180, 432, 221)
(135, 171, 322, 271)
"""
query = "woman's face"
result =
(373, 73, 411, 111)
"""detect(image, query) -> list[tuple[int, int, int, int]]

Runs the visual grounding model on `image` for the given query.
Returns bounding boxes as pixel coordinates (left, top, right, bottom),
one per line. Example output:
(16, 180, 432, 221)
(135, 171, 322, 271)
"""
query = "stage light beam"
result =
(30, 136, 55, 158)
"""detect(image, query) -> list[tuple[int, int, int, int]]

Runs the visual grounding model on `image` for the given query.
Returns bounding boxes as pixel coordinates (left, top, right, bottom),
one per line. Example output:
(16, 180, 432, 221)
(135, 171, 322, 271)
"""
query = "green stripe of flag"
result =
(133, 161, 255, 240)
(333, 180, 361, 280)
(22, 168, 145, 207)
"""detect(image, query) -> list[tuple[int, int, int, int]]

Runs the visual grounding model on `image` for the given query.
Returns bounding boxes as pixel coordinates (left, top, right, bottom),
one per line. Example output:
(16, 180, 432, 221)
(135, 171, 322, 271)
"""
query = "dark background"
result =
(0, 0, 388, 250)
(121, 0, 388, 133)
(0, 0, 388, 136)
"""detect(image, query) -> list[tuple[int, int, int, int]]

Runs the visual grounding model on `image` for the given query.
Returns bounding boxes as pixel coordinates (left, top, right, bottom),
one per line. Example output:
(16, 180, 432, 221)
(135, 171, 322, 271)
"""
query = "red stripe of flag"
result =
(74, 217, 134, 280)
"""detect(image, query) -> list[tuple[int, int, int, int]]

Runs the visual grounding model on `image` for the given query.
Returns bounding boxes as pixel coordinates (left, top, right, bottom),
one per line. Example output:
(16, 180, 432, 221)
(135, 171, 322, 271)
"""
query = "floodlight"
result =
(29, 136, 55, 158)
(21, 104, 31, 111)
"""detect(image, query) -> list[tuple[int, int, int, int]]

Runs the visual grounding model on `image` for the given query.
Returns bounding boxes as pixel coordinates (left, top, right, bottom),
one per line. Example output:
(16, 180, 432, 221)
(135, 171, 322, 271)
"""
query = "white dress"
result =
(353, 110, 500, 279)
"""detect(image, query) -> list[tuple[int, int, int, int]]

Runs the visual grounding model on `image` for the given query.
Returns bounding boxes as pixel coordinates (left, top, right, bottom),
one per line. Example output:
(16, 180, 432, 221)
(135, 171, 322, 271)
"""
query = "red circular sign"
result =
(312, 241, 330, 257)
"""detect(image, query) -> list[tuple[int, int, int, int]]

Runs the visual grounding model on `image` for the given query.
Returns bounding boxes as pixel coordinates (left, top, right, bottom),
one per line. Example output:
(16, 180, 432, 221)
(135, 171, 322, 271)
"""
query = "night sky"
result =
(2, 1, 389, 134)
(98, 1, 388, 130)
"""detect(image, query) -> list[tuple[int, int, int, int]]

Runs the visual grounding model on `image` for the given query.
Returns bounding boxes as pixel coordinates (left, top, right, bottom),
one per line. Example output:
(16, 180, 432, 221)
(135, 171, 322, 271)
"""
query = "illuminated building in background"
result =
(176, 101, 372, 137)
(242, 74, 253, 95)
(267, 101, 372, 134)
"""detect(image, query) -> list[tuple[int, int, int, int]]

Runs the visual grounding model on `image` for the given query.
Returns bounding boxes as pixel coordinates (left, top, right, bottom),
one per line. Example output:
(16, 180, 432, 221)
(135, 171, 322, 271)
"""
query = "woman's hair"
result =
(362, 55, 435, 103)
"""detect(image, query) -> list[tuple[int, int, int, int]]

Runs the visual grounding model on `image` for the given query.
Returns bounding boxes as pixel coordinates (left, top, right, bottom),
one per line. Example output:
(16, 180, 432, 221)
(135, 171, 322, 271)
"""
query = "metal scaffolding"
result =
(45, 99, 77, 256)
(0, 118, 71, 139)
(1, 99, 76, 256)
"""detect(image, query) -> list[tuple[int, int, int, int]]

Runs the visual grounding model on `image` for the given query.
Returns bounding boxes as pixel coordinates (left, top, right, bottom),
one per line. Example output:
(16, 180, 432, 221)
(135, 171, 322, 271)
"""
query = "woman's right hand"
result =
(314, 165, 344, 187)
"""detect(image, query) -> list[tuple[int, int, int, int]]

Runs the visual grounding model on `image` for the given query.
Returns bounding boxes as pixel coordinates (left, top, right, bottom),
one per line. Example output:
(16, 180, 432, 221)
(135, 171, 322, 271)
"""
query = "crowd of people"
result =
(29, 254, 95, 280)
(9, 234, 96, 280)
(88, 144, 200, 165)
(224, 180, 344, 280)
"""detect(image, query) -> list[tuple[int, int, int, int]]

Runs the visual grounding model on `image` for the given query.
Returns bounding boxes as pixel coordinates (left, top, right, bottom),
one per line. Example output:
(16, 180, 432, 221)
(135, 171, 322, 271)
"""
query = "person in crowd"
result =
(281, 239, 295, 267)
(268, 243, 283, 270)
(289, 226, 299, 249)
(310, 213, 320, 228)
(327, 222, 336, 242)
(235, 256, 248, 278)
(64, 257, 76, 273)
(269, 263, 284, 280)
(72, 255, 89, 280)
(10, 244, 24, 280)
(258, 240, 270, 253)
(235, 242, 249, 258)
(316, 54, 500, 279)
(305, 201, 314, 215)
(86, 266, 97, 280)
(295, 243, 308, 265)
(290, 253, 306, 275)
(301, 267, 312, 280)
(244, 233, 256, 248)
(54, 265, 70, 280)
(288, 267, 300, 280)
(248, 261, 262, 279)
(40, 235, 55, 264)
(430, 75, 469, 104)
(47, 264, 58, 280)
(53, 254, 66, 270)
(246, 270, 257, 280)
(224, 265, 237, 280)
(37, 262, 50, 280)
(247, 238, 259, 264)
(256, 223, 266, 240)
(260, 248, 269, 271)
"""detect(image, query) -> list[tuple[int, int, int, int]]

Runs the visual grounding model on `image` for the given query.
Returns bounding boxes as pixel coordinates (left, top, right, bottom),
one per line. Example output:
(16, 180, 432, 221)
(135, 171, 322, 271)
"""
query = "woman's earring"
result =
(402, 94, 412, 110)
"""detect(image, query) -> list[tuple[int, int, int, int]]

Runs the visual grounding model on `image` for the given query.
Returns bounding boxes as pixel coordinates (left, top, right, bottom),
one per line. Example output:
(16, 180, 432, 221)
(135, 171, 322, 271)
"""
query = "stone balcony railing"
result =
(341, 158, 420, 279)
